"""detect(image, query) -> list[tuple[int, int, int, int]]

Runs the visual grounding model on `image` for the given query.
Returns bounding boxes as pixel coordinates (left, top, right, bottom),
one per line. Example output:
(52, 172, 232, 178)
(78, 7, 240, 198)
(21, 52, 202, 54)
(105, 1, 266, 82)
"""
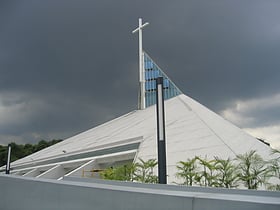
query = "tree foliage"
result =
(100, 163, 136, 181)
(0, 139, 62, 167)
(101, 158, 158, 184)
(134, 158, 158, 183)
(100, 150, 280, 190)
(196, 157, 219, 187)
(176, 150, 279, 190)
(214, 157, 238, 188)
(235, 150, 269, 189)
(176, 157, 199, 186)
(266, 149, 280, 190)
(176, 156, 238, 188)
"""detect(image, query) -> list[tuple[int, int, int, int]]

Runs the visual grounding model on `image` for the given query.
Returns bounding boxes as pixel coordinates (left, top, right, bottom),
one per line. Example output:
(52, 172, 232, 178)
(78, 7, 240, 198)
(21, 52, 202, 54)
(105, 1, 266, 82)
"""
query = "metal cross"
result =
(132, 18, 149, 110)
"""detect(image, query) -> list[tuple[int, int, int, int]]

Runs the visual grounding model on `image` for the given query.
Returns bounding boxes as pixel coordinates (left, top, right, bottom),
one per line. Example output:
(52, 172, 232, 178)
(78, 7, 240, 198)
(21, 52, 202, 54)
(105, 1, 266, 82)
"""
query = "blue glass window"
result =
(143, 52, 182, 108)
(163, 79, 169, 88)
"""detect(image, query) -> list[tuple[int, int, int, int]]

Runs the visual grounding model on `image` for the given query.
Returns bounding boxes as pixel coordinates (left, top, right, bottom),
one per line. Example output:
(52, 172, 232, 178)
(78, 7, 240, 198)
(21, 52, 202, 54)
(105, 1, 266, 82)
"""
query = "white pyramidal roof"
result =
(9, 93, 273, 183)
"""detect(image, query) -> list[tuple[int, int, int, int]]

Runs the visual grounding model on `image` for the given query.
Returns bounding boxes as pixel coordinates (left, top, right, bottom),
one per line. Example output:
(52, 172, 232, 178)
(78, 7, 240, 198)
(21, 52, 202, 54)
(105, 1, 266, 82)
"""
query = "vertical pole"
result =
(156, 77, 167, 184)
(5, 144, 11, 174)
(132, 18, 149, 110)
(138, 18, 145, 110)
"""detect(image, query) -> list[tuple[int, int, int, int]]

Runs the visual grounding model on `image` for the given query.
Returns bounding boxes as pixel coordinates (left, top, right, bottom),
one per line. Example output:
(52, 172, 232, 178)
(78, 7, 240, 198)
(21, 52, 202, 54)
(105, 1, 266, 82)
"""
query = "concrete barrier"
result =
(0, 174, 279, 210)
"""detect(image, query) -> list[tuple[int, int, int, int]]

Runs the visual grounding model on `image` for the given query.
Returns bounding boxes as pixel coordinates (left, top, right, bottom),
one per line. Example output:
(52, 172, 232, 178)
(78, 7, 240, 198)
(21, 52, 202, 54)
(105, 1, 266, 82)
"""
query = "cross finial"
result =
(132, 18, 149, 110)
(132, 18, 149, 34)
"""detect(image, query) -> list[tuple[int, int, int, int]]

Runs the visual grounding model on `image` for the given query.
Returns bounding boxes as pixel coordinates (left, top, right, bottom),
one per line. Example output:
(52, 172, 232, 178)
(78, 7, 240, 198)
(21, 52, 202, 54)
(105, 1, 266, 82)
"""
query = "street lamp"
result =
(156, 77, 167, 184)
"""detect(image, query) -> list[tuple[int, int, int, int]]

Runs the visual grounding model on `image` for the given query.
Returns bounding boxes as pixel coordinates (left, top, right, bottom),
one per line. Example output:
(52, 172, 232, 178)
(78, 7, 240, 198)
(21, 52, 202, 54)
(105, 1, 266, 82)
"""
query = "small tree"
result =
(267, 149, 280, 191)
(100, 159, 158, 183)
(196, 157, 219, 187)
(176, 157, 199, 186)
(214, 157, 238, 188)
(100, 167, 115, 180)
(269, 149, 280, 179)
(134, 158, 158, 183)
(235, 150, 269, 189)
(100, 163, 136, 181)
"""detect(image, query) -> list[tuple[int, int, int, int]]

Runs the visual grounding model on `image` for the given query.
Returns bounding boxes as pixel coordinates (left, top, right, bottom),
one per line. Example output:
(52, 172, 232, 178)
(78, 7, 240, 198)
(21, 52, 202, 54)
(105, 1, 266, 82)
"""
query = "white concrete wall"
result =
(0, 174, 279, 210)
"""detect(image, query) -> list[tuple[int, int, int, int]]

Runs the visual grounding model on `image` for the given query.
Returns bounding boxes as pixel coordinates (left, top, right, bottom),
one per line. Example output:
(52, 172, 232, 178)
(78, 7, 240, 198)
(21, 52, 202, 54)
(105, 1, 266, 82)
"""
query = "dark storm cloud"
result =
(221, 93, 280, 128)
(148, 1, 280, 110)
(0, 0, 280, 144)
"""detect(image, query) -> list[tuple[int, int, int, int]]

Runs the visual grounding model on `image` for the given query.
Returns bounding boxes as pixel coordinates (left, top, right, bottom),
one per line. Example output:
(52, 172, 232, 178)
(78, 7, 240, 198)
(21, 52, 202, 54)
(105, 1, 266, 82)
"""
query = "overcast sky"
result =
(0, 0, 280, 148)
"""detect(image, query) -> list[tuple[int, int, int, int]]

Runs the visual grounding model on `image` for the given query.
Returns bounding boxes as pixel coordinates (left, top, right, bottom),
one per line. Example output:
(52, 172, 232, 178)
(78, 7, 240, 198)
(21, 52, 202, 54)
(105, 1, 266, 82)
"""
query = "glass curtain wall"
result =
(144, 52, 182, 108)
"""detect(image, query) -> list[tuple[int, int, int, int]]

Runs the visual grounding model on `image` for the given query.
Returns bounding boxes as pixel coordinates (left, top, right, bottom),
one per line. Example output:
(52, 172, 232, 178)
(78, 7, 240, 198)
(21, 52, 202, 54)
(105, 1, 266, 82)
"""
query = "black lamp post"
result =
(156, 77, 167, 184)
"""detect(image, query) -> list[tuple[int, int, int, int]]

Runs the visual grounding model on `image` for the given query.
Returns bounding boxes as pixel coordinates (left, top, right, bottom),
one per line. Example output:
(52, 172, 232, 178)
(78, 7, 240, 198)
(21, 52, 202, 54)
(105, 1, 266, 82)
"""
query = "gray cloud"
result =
(221, 93, 280, 126)
(1, 0, 280, 145)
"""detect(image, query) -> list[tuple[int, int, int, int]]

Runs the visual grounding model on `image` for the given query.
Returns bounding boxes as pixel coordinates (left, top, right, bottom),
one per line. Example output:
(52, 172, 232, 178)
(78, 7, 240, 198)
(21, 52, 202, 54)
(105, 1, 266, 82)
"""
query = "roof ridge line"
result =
(178, 95, 238, 156)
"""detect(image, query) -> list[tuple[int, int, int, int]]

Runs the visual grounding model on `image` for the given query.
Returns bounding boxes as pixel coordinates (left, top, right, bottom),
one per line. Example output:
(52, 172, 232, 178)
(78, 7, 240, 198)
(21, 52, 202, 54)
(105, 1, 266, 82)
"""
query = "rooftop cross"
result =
(132, 18, 149, 110)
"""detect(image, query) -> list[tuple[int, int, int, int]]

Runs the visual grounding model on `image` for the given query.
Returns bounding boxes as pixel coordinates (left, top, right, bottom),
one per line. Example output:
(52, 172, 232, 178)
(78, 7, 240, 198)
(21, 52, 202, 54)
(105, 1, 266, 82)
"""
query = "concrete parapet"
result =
(0, 174, 279, 210)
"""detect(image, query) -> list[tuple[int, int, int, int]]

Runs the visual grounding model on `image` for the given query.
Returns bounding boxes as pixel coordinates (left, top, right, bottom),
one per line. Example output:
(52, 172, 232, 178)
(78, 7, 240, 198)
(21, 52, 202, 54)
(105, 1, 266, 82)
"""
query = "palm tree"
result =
(196, 157, 219, 187)
(269, 149, 280, 179)
(176, 157, 199, 186)
(235, 150, 269, 189)
(214, 157, 238, 188)
(134, 158, 158, 183)
(267, 149, 280, 191)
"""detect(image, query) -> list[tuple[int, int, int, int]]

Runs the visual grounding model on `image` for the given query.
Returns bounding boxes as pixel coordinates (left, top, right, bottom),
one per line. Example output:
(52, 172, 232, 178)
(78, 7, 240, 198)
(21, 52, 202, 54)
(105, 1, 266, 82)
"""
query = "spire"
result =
(132, 18, 182, 109)
(132, 18, 149, 110)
